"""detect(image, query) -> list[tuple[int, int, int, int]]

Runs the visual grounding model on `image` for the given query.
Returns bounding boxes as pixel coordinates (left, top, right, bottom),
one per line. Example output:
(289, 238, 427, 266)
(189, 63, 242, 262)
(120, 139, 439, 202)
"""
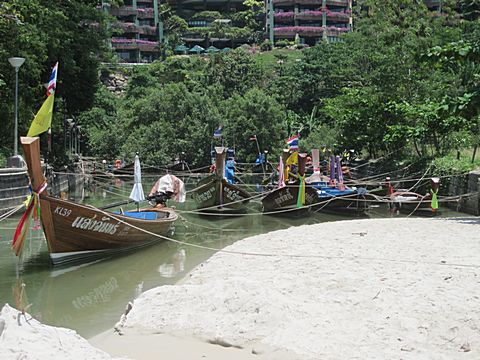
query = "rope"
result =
(89, 204, 480, 269)
(0, 204, 24, 222)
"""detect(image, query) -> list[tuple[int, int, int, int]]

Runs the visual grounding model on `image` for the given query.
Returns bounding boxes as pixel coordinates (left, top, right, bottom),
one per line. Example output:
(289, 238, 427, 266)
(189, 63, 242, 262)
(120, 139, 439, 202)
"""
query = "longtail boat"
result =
(309, 152, 370, 216)
(262, 151, 318, 213)
(191, 147, 251, 214)
(14, 137, 178, 265)
(387, 177, 440, 216)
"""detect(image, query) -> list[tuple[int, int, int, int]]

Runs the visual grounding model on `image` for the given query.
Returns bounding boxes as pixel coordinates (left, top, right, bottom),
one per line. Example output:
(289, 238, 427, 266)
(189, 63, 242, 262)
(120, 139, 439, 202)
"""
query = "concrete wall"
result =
(0, 168, 30, 215)
(447, 170, 480, 216)
(0, 168, 85, 216)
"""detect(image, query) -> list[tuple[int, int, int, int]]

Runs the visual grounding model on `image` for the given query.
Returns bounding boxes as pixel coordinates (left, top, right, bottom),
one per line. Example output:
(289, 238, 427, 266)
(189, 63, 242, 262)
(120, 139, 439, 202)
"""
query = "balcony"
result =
(274, 12, 295, 22)
(114, 22, 139, 34)
(137, 8, 155, 19)
(138, 25, 157, 35)
(274, 25, 349, 37)
(273, 0, 348, 6)
(110, 6, 138, 17)
(274, 10, 350, 23)
(274, 26, 324, 37)
(112, 39, 159, 52)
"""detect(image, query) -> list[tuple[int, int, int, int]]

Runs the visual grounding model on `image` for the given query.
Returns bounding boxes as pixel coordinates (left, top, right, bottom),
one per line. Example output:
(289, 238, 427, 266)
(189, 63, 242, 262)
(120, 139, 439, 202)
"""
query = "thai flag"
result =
(286, 134, 299, 150)
(213, 126, 222, 138)
(46, 62, 58, 97)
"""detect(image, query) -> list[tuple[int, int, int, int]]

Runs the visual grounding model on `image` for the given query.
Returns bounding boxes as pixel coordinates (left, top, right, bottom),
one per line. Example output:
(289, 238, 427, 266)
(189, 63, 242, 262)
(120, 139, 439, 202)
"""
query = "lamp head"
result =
(8, 57, 25, 69)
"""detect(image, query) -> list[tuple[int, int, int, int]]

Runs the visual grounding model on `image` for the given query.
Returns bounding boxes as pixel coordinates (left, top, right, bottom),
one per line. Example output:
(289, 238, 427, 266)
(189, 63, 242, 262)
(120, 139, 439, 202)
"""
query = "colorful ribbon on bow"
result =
(430, 188, 439, 211)
(296, 175, 305, 208)
(12, 181, 48, 256)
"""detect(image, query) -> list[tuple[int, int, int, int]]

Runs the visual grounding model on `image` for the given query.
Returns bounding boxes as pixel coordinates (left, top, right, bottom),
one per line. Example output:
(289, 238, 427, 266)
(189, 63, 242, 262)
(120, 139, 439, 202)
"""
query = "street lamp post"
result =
(8, 57, 25, 157)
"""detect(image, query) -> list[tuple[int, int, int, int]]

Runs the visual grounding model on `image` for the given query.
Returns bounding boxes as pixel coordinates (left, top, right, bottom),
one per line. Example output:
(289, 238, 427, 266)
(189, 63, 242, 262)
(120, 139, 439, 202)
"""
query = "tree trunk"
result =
(413, 139, 422, 157)
(472, 145, 478, 164)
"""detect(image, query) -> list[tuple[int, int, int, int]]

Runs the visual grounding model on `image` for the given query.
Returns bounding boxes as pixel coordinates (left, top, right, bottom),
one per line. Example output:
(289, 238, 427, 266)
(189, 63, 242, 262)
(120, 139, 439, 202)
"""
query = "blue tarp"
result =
(225, 160, 235, 184)
(114, 211, 157, 220)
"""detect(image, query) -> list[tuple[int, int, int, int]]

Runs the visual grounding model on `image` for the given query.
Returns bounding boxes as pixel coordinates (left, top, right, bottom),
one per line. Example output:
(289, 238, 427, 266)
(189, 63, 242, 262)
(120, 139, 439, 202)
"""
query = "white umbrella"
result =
(129, 154, 145, 205)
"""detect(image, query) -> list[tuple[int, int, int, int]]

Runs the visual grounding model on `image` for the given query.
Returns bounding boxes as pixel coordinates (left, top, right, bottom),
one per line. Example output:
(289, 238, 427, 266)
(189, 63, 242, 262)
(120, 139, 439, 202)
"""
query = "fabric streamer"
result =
(12, 182, 47, 256)
(297, 175, 305, 208)
(430, 188, 439, 211)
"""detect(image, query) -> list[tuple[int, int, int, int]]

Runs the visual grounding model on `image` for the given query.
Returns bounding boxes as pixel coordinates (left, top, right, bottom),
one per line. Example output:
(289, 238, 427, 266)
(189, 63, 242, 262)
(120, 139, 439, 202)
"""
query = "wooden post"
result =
(214, 147, 226, 179)
(20, 137, 46, 192)
(282, 149, 290, 180)
(215, 147, 226, 207)
(311, 149, 320, 173)
(298, 153, 307, 177)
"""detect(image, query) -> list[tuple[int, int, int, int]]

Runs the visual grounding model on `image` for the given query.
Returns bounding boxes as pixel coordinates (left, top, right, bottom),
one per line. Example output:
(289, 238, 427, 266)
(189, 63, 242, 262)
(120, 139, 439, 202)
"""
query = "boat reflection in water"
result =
(19, 242, 192, 338)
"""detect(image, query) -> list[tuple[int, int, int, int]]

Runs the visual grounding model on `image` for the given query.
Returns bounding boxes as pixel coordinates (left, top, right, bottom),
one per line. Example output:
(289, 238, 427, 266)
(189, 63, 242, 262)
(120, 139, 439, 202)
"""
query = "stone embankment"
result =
(448, 170, 480, 215)
(0, 165, 85, 216)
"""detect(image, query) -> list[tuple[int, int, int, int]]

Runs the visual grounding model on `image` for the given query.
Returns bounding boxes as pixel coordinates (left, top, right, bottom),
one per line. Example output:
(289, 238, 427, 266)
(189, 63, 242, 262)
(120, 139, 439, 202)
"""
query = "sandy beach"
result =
(2, 217, 480, 359)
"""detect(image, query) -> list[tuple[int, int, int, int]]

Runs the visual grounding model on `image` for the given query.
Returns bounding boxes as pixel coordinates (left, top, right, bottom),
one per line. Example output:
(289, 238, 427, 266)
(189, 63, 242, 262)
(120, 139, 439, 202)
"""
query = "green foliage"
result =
(191, 11, 223, 20)
(431, 153, 479, 176)
(5, 0, 480, 172)
(208, 49, 264, 97)
(275, 40, 294, 48)
(221, 88, 286, 162)
(0, 0, 110, 162)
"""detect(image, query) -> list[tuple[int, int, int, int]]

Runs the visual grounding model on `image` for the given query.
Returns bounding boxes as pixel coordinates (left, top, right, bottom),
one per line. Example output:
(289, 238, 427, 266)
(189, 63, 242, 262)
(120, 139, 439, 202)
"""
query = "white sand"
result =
(0, 304, 121, 360)
(2, 217, 480, 359)
(93, 217, 480, 359)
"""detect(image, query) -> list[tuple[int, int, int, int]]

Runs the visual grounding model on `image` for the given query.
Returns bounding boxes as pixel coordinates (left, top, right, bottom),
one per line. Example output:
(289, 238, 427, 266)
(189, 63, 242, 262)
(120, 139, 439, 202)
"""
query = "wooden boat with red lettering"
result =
(18, 137, 178, 265)
(191, 147, 251, 215)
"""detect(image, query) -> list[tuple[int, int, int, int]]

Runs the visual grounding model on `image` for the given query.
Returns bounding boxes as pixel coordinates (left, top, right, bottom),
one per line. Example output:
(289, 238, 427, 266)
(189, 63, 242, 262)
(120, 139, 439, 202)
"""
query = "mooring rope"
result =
(88, 204, 480, 269)
(0, 204, 24, 222)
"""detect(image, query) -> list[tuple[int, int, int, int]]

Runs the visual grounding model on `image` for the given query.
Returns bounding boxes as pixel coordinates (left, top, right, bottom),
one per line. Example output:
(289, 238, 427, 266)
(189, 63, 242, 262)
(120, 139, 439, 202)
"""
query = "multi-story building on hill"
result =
(102, 0, 161, 63)
(267, 0, 353, 46)
(102, 0, 443, 63)
(168, 0, 255, 49)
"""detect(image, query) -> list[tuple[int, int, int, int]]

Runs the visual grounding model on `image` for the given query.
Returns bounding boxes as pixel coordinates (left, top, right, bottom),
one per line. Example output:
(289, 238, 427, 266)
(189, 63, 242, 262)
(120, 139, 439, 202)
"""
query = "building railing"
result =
(110, 6, 138, 16)
(274, 10, 350, 22)
(274, 25, 349, 37)
(114, 22, 140, 33)
(112, 39, 159, 51)
(137, 8, 155, 19)
(138, 25, 157, 35)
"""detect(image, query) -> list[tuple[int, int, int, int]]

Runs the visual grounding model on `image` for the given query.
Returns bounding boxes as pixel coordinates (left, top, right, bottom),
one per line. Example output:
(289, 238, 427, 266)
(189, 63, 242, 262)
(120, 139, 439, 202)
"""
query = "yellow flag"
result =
(27, 94, 55, 137)
(285, 152, 298, 165)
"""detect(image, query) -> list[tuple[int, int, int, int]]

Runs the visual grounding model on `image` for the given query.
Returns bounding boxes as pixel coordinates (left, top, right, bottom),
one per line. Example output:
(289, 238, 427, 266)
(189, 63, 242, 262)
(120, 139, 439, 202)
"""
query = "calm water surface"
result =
(0, 174, 465, 338)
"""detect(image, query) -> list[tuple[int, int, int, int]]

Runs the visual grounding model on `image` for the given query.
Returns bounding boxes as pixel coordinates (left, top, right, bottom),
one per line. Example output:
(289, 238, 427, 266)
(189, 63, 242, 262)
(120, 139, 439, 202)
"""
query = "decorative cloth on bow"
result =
(430, 188, 439, 210)
(12, 181, 48, 256)
(296, 175, 305, 208)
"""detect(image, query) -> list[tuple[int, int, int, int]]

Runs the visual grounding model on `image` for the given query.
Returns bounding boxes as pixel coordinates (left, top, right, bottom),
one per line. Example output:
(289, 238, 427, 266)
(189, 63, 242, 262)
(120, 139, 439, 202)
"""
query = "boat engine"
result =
(147, 191, 173, 206)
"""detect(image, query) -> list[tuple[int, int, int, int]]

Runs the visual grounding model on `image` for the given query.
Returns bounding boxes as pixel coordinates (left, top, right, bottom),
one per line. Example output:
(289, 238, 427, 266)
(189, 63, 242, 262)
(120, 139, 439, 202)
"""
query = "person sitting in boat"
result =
(148, 174, 186, 207)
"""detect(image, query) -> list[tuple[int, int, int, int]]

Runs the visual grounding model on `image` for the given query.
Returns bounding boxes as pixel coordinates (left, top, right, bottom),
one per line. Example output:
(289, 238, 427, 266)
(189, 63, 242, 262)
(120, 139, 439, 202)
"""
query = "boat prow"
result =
(19, 136, 178, 265)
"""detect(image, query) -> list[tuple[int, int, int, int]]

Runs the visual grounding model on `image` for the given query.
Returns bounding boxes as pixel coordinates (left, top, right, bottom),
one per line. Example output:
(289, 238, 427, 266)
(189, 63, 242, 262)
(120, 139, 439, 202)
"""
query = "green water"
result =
(0, 174, 465, 338)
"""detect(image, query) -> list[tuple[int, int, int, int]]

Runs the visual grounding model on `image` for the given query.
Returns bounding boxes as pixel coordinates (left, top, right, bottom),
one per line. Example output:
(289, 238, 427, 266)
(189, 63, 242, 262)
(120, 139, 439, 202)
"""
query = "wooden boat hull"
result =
(191, 175, 251, 214)
(261, 185, 318, 213)
(40, 195, 177, 265)
(390, 194, 438, 216)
